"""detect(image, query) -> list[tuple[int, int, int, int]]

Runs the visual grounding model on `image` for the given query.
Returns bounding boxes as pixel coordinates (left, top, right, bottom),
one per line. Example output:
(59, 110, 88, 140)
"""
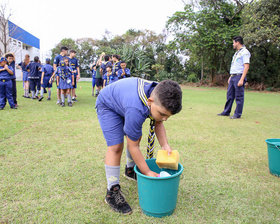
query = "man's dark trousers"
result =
(222, 74, 245, 118)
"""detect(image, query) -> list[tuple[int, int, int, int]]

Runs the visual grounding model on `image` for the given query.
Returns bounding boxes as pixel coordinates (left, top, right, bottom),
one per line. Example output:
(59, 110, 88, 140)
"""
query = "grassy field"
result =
(0, 81, 280, 224)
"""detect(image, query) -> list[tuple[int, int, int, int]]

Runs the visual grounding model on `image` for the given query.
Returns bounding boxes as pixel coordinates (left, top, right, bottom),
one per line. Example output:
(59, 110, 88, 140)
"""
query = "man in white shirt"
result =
(218, 36, 251, 119)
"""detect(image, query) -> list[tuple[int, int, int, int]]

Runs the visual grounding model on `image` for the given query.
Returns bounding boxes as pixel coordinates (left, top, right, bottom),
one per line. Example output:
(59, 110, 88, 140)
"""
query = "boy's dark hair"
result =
(70, 49, 76, 54)
(60, 46, 68, 52)
(153, 80, 182, 115)
(34, 56, 39, 62)
(113, 54, 120, 60)
(106, 64, 112, 69)
(5, 53, 14, 58)
(233, 36, 244, 45)
(120, 61, 126, 64)
(104, 55, 110, 62)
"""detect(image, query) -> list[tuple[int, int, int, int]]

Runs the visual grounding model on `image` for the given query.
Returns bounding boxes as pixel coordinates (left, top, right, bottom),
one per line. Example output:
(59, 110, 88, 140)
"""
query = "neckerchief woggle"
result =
(137, 78, 156, 159)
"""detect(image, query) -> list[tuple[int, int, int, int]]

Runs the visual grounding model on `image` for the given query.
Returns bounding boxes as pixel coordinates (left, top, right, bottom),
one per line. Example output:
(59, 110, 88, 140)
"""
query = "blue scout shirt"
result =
(42, 64, 54, 77)
(117, 68, 131, 79)
(55, 66, 72, 79)
(27, 62, 40, 79)
(69, 57, 79, 76)
(53, 55, 69, 67)
(18, 62, 29, 72)
(101, 61, 112, 75)
(103, 73, 118, 86)
(112, 61, 121, 75)
(8, 61, 16, 79)
(97, 77, 157, 141)
(230, 46, 251, 74)
(0, 65, 14, 80)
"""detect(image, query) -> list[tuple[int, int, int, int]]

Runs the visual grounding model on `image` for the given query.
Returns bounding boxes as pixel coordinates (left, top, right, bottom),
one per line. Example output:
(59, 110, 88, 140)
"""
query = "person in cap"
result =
(39, 58, 54, 101)
(0, 57, 16, 110)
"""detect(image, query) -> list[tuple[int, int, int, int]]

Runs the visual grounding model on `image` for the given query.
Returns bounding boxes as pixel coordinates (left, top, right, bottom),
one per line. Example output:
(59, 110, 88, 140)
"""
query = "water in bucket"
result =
(134, 158, 184, 217)
(265, 139, 280, 177)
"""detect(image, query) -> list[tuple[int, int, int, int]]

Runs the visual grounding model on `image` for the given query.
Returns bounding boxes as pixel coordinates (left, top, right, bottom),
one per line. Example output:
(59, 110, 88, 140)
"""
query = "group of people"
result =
(0, 46, 132, 110)
(91, 53, 131, 97)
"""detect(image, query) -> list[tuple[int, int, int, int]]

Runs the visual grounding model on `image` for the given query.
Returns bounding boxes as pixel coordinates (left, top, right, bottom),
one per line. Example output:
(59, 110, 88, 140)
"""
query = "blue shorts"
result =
(92, 76, 96, 87)
(23, 71, 29, 81)
(41, 76, 52, 88)
(96, 101, 125, 146)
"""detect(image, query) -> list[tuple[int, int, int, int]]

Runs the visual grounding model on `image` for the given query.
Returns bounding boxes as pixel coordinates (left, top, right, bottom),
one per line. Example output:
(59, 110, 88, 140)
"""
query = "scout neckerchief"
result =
(231, 46, 245, 65)
(137, 78, 156, 159)
(113, 61, 119, 74)
(107, 72, 111, 85)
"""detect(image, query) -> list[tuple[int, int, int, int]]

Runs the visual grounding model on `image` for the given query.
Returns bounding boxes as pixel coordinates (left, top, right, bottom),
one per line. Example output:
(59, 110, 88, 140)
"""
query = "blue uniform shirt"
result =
(101, 61, 112, 75)
(18, 62, 29, 72)
(42, 64, 54, 77)
(53, 55, 69, 67)
(0, 65, 14, 80)
(230, 47, 251, 74)
(69, 57, 79, 76)
(96, 77, 157, 141)
(27, 62, 40, 79)
(117, 68, 131, 79)
(103, 73, 118, 86)
(8, 61, 16, 79)
(112, 61, 121, 75)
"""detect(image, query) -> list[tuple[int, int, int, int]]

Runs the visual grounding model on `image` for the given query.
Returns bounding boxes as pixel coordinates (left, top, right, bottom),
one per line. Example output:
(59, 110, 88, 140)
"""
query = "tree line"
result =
(51, 0, 280, 90)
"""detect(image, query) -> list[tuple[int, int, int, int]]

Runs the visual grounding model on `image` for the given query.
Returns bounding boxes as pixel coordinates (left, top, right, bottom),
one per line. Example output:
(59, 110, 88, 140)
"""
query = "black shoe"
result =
(38, 96, 44, 101)
(72, 98, 77, 102)
(217, 113, 229, 116)
(124, 165, 137, 181)
(11, 107, 17, 109)
(61, 102, 65, 107)
(68, 102, 72, 107)
(230, 115, 240, 119)
(25, 96, 31, 99)
(105, 184, 132, 215)
(47, 97, 51, 101)
(36, 96, 39, 99)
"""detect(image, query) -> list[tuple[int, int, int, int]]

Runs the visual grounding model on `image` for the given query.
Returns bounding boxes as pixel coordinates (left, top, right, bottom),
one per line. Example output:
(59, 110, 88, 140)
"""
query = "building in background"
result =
(0, 20, 40, 80)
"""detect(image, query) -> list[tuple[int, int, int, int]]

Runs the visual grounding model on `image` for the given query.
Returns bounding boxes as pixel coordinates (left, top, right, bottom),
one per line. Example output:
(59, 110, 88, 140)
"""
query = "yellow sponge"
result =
(156, 150, 179, 170)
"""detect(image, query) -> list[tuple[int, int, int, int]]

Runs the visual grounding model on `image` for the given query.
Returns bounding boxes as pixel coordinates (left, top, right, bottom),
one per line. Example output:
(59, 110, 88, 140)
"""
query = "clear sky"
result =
(5, 0, 185, 58)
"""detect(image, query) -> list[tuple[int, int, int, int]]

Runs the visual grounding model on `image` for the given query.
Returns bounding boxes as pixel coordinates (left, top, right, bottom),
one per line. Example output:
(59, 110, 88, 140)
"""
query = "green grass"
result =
(0, 82, 280, 223)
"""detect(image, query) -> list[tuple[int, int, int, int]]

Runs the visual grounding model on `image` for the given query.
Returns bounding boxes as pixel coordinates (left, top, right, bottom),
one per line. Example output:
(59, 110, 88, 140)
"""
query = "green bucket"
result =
(265, 139, 280, 177)
(134, 158, 184, 217)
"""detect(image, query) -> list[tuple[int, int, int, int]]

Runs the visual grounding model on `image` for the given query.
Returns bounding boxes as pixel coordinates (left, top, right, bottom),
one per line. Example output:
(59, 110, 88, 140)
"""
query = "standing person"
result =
(117, 61, 131, 79)
(27, 56, 41, 100)
(37, 60, 43, 98)
(18, 54, 30, 98)
(218, 36, 251, 119)
(52, 46, 69, 105)
(91, 64, 96, 96)
(112, 54, 121, 76)
(39, 58, 54, 101)
(103, 65, 117, 88)
(0, 57, 16, 110)
(5, 53, 17, 108)
(95, 77, 182, 214)
(94, 53, 105, 97)
(69, 50, 80, 102)
(100, 55, 112, 77)
(56, 61, 74, 107)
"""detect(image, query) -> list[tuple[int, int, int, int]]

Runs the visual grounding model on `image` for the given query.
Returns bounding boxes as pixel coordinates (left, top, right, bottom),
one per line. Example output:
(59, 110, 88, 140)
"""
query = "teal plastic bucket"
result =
(265, 139, 280, 177)
(134, 158, 184, 217)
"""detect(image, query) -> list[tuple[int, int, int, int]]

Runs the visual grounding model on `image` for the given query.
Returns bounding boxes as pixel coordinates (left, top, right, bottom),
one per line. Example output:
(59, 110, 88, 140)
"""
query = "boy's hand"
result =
(161, 144, 172, 156)
(145, 170, 159, 177)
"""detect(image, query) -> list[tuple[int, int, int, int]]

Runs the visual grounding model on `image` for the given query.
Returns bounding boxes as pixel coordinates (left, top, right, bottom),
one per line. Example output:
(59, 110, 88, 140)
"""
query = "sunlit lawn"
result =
(0, 81, 280, 223)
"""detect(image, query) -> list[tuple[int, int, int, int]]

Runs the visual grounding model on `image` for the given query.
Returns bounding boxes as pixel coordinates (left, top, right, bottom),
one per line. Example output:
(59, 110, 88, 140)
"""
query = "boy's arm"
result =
(155, 121, 172, 155)
(41, 72, 45, 84)
(5, 65, 14, 75)
(77, 67, 80, 80)
(72, 74, 74, 86)
(56, 75, 59, 85)
(103, 79, 106, 88)
(126, 137, 158, 177)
